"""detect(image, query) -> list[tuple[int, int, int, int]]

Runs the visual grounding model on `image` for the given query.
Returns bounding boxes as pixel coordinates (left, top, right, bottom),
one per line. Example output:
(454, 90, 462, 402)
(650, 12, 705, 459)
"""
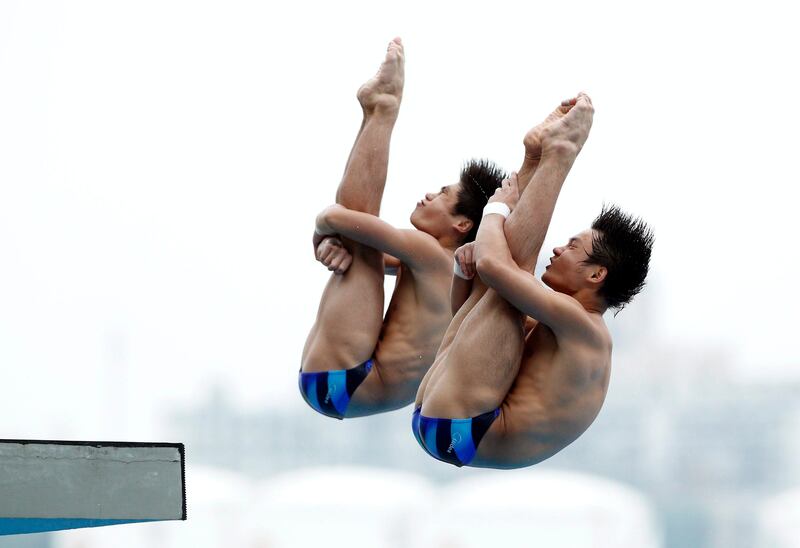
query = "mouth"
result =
(417, 200, 425, 207)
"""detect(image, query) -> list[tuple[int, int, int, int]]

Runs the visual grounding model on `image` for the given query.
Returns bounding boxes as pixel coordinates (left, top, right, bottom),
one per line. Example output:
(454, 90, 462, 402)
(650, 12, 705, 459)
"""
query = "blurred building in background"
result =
(159, 364, 799, 548)
(157, 292, 800, 548)
(3, 286, 798, 548)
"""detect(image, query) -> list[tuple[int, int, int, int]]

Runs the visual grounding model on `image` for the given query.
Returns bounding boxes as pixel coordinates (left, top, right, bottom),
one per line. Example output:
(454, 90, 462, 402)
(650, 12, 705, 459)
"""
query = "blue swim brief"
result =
(298, 359, 373, 420)
(412, 406, 500, 467)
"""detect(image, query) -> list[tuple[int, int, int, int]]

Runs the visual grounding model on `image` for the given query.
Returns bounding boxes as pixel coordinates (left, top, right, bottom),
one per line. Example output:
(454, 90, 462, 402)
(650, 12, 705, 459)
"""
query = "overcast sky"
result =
(1, 0, 798, 438)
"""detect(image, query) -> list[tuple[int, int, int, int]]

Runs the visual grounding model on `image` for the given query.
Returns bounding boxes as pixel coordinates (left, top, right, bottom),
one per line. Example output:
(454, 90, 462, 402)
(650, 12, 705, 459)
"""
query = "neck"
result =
(438, 233, 465, 253)
(570, 288, 607, 315)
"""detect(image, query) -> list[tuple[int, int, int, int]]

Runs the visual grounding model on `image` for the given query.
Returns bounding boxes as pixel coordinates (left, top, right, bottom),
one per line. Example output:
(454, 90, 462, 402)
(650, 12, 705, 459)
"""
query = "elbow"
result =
(476, 255, 502, 283)
(315, 205, 341, 234)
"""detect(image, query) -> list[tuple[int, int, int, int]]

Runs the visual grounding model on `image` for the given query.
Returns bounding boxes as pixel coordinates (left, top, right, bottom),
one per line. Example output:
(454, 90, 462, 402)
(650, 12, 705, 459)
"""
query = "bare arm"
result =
(384, 254, 401, 275)
(312, 235, 399, 276)
(316, 204, 442, 269)
(450, 276, 472, 316)
(475, 214, 595, 338)
(450, 242, 477, 315)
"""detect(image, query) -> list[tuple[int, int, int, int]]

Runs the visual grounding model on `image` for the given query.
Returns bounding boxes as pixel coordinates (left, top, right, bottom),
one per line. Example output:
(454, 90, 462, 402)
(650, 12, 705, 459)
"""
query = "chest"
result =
(388, 265, 449, 312)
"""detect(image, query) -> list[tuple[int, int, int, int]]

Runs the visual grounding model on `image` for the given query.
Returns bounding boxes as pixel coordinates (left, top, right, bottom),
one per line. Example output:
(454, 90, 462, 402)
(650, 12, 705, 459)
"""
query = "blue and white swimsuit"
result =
(412, 406, 499, 467)
(298, 359, 373, 420)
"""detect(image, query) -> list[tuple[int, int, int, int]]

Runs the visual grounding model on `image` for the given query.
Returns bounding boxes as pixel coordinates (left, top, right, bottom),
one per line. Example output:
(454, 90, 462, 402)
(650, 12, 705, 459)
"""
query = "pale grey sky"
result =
(1, 0, 798, 437)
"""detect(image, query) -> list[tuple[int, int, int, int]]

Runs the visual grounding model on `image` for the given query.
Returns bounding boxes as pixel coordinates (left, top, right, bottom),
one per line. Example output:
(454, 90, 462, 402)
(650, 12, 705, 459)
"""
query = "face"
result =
(541, 228, 600, 293)
(409, 182, 467, 237)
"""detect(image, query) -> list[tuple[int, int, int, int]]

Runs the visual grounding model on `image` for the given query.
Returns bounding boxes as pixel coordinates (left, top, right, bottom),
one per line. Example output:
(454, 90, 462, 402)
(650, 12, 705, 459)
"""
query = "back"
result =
(478, 315, 612, 467)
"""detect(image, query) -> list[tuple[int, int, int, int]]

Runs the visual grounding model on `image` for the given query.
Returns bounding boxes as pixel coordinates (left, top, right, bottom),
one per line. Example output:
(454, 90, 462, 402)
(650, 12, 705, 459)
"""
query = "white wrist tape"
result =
(453, 257, 474, 280)
(483, 202, 511, 218)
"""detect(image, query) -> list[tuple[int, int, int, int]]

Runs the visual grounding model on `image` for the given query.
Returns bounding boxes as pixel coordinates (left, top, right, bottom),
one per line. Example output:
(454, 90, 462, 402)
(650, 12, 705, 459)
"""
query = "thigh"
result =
(301, 240, 386, 372)
(414, 278, 489, 407)
(420, 289, 525, 418)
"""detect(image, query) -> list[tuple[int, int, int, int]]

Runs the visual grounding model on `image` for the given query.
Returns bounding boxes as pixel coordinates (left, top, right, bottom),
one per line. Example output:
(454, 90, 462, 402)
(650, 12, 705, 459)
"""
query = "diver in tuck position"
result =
(413, 93, 655, 468)
(300, 37, 505, 419)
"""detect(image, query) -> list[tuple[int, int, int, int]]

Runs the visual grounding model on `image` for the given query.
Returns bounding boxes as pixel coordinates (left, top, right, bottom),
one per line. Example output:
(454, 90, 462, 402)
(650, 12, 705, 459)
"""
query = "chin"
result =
(541, 270, 564, 292)
(409, 210, 421, 230)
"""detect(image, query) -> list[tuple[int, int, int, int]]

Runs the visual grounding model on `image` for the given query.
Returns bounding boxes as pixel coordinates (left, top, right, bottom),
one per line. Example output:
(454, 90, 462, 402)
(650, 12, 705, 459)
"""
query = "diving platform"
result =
(0, 440, 186, 535)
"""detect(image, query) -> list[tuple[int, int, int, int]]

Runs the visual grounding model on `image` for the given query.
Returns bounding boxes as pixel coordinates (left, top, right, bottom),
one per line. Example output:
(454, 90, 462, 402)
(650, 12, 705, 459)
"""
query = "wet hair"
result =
(453, 159, 507, 243)
(583, 204, 655, 312)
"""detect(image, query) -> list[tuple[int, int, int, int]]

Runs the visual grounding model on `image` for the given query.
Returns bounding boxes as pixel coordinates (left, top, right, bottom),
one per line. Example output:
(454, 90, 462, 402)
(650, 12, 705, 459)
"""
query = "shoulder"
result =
(401, 229, 452, 272)
(558, 307, 611, 354)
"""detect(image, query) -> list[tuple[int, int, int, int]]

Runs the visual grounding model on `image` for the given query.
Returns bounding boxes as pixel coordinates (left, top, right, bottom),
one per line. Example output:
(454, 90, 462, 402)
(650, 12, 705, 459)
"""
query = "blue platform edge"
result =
(0, 518, 158, 536)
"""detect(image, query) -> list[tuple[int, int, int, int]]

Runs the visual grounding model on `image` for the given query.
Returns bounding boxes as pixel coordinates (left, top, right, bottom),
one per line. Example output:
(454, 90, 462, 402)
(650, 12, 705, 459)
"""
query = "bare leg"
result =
(505, 98, 586, 269)
(302, 39, 405, 374)
(415, 277, 490, 408)
(420, 94, 594, 418)
(336, 38, 404, 214)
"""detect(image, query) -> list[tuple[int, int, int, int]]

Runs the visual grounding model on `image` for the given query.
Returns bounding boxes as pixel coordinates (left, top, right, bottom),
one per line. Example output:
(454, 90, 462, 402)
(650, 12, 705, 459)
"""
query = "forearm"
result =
(475, 214, 515, 270)
(314, 205, 421, 264)
(315, 206, 368, 242)
(450, 275, 473, 315)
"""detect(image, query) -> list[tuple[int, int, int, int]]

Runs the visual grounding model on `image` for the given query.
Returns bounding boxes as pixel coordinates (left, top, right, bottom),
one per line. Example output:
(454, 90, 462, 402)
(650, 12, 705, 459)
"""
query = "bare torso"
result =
(473, 316, 612, 468)
(351, 248, 454, 412)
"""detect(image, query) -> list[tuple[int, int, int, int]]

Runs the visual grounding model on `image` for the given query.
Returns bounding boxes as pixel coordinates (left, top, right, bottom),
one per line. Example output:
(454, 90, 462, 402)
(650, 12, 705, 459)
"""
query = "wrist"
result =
(453, 257, 473, 280)
(483, 202, 511, 218)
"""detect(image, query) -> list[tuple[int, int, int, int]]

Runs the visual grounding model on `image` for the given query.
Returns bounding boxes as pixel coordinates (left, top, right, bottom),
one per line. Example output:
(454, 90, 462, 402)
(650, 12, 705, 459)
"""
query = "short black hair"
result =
(453, 159, 506, 243)
(583, 204, 655, 312)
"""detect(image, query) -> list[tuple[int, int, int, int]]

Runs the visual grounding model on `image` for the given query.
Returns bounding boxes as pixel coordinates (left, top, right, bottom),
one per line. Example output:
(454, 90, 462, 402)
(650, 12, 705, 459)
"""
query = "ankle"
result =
(541, 140, 578, 162)
(362, 108, 399, 127)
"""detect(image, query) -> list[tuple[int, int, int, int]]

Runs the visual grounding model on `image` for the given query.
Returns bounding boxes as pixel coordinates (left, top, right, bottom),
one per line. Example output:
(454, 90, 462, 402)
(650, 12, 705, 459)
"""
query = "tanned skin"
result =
(415, 94, 611, 469)
(302, 38, 477, 417)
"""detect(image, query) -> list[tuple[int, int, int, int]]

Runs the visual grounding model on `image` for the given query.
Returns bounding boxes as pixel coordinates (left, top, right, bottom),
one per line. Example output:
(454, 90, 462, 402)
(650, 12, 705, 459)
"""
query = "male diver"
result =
(300, 38, 505, 419)
(412, 93, 655, 468)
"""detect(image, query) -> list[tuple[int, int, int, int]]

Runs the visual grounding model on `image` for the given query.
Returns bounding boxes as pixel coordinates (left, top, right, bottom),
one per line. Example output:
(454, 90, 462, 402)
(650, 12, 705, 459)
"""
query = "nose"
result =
(553, 246, 563, 257)
(424, 192, 434, 201)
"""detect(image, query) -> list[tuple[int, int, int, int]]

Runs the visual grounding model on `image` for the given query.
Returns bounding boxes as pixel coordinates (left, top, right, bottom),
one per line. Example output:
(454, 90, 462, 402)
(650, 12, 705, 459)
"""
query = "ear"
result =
(453, 217, 473, 236)
(587, 265, 607, 285)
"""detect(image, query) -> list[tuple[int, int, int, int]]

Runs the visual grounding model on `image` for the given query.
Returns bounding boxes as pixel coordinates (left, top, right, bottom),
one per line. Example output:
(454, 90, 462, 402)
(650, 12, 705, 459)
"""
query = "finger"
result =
(466, 252, 476, 277)
(320, 246, 336, 263)
(328, 255, 343, 272)
(339, 254, 353, 273)
(465, 247, 475, 276)
(459, 255, 470, 277)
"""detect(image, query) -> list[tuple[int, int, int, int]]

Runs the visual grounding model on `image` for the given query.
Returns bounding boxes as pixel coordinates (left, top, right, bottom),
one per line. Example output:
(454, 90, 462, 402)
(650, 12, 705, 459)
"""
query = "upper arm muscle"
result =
(328, 208, 441, 268)
(483, 262, 596, 339)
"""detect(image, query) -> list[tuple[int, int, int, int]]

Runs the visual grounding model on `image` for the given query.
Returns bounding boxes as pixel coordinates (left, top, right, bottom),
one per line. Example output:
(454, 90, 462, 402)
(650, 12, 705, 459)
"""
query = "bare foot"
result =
(356, 37, 404, 115)
(525, 93, 594, 159)
(523, 104, 568, 161)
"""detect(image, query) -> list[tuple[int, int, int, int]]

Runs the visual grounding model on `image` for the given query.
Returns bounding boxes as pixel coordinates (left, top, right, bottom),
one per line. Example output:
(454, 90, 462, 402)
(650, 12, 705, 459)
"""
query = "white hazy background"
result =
(1, 0, 798, 452)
